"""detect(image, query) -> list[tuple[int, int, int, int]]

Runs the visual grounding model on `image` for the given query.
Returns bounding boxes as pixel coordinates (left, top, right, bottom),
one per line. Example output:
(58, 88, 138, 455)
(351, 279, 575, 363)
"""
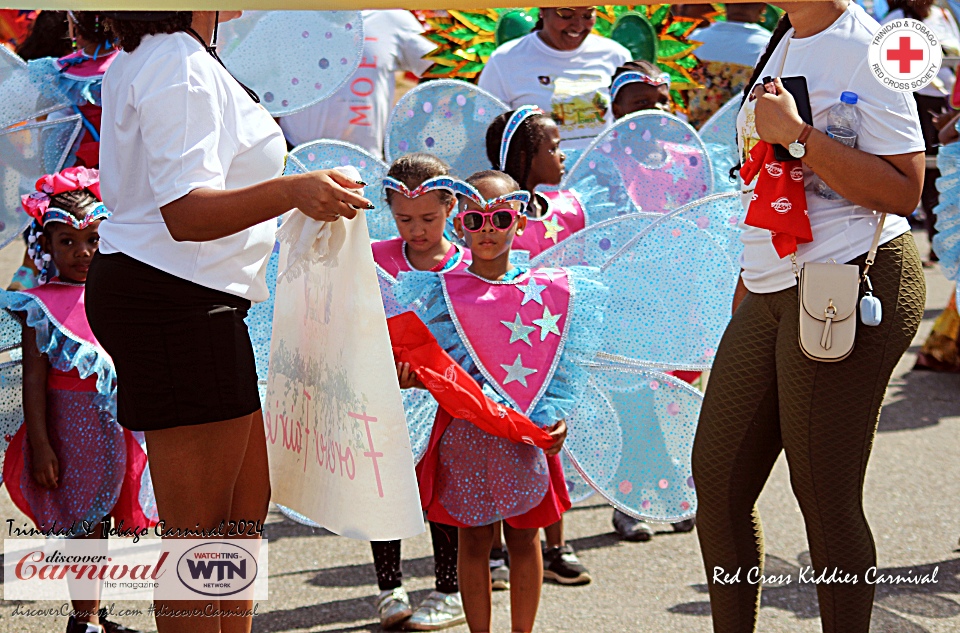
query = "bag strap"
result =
(861, 213, 886, 280)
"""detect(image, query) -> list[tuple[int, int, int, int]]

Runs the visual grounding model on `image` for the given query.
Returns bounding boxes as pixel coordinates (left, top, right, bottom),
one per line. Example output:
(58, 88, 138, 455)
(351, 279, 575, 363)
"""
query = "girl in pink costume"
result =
(369, 153, 468, 631)
(0, 167, 155, 633)
(396, 170, 606, 632)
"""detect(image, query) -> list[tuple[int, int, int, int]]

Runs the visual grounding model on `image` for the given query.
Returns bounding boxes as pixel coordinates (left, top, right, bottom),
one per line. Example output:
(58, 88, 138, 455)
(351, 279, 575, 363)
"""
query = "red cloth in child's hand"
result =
(387, 312, 554, 450)
(740, 140, 812, 258)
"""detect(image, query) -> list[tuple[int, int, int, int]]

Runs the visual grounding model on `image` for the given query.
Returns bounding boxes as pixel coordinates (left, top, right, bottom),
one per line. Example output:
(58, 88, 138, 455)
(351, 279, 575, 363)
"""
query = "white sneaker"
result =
(405, 591, 466, 631)
(376, 586, 413, 630)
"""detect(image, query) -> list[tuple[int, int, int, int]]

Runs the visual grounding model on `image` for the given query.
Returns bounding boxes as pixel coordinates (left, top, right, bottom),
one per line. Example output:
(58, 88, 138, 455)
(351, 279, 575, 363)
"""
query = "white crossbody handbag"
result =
(796, 214, 885, 362)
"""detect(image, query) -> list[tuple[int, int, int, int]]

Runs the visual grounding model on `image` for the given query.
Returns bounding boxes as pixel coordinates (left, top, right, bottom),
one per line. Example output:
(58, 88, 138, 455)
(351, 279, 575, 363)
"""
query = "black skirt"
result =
(85, 251, 262, 431)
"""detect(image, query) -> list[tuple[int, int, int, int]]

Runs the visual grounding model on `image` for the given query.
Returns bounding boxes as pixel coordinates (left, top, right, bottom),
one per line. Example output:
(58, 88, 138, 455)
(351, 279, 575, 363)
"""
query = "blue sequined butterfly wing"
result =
(560, 111, 714, 223)
(592, 195, 741, 371)
(217, 11, 364, 117)
(0, 46, 73, 130)
(385, 79, 508, 178)
(0, 305, 23, 485)
(376, 267, 439, 463)
(530, 212, 665, 270)
(0, 116, 84, 249)
(288, 140, 394, 240)
(698, 93, 742, 194)
(565, 363, 700, 522)
(934, 140, 960, 281)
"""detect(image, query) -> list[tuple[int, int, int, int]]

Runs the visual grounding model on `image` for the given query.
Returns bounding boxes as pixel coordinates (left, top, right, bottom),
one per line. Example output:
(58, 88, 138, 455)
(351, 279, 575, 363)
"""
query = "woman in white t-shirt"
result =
(478, 6, 630, 150)
(691, 3, 926, 632)
(85, 12, 371, 633)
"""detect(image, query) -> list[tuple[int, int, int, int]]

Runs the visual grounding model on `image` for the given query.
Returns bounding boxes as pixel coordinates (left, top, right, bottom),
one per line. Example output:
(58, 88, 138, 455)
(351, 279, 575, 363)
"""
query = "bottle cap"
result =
(840, 91, 859, 105)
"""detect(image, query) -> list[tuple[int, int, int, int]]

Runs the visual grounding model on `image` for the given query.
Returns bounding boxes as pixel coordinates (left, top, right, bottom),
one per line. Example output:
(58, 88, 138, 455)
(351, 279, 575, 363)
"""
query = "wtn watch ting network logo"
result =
(176, 542, 259, 597)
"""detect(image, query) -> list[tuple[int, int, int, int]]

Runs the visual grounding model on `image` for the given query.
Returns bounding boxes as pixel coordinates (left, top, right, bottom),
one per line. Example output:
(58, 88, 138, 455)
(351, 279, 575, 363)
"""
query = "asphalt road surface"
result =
(0, 233, 957, 633)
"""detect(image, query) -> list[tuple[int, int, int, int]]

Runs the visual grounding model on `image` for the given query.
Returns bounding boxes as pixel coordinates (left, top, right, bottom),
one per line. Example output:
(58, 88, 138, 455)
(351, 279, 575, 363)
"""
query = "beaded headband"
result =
(454, 179, 531, 213)
(610, 71, 671, 101)
(499, 106, 544, 170)
(382, 175, 459, 199)
(41, 204, 111, 230)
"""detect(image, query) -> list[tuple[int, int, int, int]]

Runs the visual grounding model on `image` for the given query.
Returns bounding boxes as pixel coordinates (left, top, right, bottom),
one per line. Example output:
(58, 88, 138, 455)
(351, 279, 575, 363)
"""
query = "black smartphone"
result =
(773, 76, 814, 162)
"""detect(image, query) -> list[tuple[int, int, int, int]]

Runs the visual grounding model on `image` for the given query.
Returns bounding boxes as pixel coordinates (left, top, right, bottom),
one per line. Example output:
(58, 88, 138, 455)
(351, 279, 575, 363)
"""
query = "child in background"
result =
(369, 153, 466, 631)
(609, 60, 671, 118)
(396, 170, 607, 630)
(0, 167, 153, 633)
(607, 60, 698, 542)
(484, 107, 585, 258)
(607, 61, 711, 212)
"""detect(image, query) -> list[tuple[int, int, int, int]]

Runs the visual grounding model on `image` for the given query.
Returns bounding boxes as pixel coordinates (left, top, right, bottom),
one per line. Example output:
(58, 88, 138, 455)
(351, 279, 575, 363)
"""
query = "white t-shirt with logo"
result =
(737, 2, 924, 294)
(279, 10, 434, 156)
(478, 32, 631, 150)
(99, 32, 287, 302)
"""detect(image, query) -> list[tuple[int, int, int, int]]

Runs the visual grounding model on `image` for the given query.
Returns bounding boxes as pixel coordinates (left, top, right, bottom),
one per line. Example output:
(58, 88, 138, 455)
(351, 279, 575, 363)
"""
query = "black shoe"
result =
(66, 616, 103, 633)
(612, 509, 654, 542)
(671, 518, 696, 533)
(542, 544, 591, 585)
(97, 609, 143, 633)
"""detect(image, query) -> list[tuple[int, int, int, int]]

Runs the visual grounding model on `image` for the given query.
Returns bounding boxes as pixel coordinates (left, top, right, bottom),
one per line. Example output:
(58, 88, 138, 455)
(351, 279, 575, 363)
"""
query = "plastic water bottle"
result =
(815, 92, 861, 200)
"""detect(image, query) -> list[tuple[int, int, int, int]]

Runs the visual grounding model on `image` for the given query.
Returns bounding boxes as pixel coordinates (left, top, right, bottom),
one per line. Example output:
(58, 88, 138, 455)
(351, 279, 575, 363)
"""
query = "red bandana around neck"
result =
(740, 140, 812, 258)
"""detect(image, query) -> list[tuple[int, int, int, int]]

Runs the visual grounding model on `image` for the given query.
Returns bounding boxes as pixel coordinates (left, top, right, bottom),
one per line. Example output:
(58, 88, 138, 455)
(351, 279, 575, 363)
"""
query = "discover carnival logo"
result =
(870, 18, 942, 93)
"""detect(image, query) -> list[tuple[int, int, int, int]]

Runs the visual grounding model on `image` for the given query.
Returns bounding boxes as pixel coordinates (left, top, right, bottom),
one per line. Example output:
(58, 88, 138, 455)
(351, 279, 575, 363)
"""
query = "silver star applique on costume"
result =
(532, 305, 562, 341)
(501, 313, 536, 346)
(518, 277, 547, 306)
(501, 354, 538, 387)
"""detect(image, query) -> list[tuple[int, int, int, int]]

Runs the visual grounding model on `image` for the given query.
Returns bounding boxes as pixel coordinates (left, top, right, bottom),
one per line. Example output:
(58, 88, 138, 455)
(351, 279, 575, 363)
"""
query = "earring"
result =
(516, 228, 524, 235)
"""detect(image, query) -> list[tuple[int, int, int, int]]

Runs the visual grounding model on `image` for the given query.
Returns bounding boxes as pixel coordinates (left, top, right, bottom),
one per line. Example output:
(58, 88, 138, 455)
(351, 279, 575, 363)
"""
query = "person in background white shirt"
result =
(279, 10, 434, 157)
(478, 6, 630, 151)
(882, 0, 960, 260)
(687, 3, 773, 127)
(691, 3, 772, 67)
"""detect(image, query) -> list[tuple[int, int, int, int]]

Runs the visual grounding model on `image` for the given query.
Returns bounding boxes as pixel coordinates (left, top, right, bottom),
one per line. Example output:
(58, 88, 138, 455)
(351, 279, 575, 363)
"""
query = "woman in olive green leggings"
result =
(692, 3, 927, 633)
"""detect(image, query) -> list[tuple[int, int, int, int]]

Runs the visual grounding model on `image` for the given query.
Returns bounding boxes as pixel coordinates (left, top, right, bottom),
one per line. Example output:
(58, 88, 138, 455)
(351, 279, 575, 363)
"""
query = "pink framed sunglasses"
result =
(461, 207, 521, 232)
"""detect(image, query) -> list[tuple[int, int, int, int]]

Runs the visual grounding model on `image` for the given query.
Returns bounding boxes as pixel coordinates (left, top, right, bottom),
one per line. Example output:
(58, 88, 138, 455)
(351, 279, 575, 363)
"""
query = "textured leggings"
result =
(371, 521, 459, 594)
(692, 233, 925, 633)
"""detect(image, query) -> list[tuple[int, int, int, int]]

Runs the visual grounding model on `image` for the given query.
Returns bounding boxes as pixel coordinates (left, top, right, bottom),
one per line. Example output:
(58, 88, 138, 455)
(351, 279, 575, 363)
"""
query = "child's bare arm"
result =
(22, 326, 57, 489)
(545, 419, 567, 456)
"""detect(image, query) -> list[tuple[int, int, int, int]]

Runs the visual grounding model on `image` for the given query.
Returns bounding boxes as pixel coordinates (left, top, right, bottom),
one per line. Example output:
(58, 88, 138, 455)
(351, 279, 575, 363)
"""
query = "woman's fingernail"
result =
(366, 202, 375, 209)
(356, 180, 367, 186)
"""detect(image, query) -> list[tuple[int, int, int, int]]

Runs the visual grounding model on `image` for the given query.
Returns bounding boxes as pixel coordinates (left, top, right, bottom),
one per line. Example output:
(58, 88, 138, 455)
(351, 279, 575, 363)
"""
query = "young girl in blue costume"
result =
(604, 61, 699, 544)
(485, 108, 593, 585)
(396, 170, 606, 632)
(369, 153, 467, 631)
(0, 167, 154, 633)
